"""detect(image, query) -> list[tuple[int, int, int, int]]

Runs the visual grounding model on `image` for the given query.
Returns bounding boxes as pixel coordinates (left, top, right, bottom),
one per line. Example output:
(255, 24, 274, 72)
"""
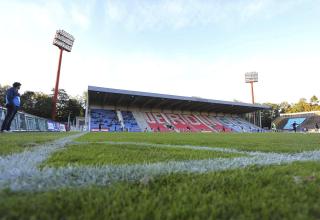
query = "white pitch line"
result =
(71, 141, 268, 156)
(0, 133, 84, 187)
(1, 138, 320, 192)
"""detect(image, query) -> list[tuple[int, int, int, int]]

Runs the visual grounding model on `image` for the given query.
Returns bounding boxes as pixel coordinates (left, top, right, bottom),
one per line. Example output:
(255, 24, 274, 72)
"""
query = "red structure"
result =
(52, 48, 63, 120)
(245, 72, 258, 104)
(250, 81, 255, 104)
(52, 30, 75, 120)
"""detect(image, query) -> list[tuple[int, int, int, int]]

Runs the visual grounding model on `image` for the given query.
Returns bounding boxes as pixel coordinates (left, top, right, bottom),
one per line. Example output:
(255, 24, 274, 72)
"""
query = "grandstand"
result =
(90, 109, 121, 132)
(273, 111, 320, 132)
(86, 86, 269, 132)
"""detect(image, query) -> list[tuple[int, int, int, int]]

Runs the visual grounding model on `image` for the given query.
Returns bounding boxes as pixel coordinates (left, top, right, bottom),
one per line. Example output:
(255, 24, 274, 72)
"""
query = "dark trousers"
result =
(1, 105, 18, 131)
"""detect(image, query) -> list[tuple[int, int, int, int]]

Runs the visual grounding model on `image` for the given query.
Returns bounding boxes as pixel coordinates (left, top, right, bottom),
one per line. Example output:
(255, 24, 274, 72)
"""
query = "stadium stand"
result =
(198, 115, 228, 132)
(116, 110, 125, 128)
(272, 117, 289, 131)
(132, 111, 151, 131)
(87, 86, 270, 133)
(163, 113, 193, 132)
(283, 118, 305, 130)
(121, 111, 141, 132)
(272, 111, 320, 132)
(180, 114, 213, 132)
(143, 112, 171, 132)
(300, 116, 320, 131)
(90, 109, 121, 132)
(216, 116, 242, 132)
(88, 109, 264, 133)
(232, 117, 262, 132)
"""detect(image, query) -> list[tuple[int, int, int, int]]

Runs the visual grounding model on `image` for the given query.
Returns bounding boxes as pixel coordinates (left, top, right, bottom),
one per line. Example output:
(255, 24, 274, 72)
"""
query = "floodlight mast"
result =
(52, 30, 75, 120)
(245, 72, 258, 104)
(250, 82, 255, 104)
(245, 72, 259, 126)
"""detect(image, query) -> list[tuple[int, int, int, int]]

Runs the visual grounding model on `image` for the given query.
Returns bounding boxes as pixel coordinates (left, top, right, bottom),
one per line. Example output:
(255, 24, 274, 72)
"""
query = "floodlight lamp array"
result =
(53, 30, 75, 52)
(245, 72, 258, 83)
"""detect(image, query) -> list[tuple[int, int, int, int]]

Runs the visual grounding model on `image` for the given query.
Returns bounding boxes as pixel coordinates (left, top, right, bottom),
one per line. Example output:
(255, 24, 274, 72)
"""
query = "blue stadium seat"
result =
(121, 111, 141, 132)
(90, 109, 121, 132)
(283, 118, 306, 130)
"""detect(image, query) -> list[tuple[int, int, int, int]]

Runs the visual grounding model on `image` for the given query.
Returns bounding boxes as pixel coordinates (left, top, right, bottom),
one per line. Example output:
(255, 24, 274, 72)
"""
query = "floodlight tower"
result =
(52, 30, 75, 120)
(245, 72, 258, 104)
(245, 72, 258, 125)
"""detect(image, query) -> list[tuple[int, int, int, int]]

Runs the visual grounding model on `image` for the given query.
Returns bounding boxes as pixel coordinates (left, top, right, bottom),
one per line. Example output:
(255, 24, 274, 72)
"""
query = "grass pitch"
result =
(0, 132, 75, 155)
(43, 143, 244, 167)
(1, 132, 320, 219)
(77, 132, 320, 153)
(2, 162, 320, 219)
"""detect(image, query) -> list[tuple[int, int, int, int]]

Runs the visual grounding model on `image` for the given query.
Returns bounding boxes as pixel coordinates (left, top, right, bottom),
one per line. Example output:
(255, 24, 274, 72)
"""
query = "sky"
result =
(0, 0, 320, 104)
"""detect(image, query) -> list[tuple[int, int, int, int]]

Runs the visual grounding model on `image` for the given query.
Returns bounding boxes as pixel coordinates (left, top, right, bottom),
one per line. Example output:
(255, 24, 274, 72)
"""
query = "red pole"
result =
(250, 81, 255, 104)
(52, 48, 64, 120)
(250, 81, 256, 125)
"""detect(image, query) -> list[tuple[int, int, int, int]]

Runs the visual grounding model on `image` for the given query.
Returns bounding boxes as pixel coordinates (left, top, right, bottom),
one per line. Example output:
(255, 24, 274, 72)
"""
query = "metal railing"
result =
(0, 106, 66, 132)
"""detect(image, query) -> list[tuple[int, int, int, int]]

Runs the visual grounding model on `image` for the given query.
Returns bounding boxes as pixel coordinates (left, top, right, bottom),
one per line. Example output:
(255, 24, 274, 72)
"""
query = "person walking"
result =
(1, 82, 21, 132)
(292, 121, 297, 133)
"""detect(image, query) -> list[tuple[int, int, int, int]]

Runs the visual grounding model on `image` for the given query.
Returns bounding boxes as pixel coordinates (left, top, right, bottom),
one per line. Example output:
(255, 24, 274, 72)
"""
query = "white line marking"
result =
(1, 138, 320, 191)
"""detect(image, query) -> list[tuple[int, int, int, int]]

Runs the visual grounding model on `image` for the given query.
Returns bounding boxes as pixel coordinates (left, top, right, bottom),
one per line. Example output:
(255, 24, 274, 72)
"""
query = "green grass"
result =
(76, 132, 320, 153)
(3, 132, 320, 219)
(2, 161, 320, 220)
(0, 132, 76, 156)
(43, 143, 243, 167)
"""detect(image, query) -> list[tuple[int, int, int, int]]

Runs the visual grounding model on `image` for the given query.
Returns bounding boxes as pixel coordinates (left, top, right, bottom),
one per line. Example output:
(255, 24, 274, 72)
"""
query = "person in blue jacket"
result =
(1, 82, 21, 132)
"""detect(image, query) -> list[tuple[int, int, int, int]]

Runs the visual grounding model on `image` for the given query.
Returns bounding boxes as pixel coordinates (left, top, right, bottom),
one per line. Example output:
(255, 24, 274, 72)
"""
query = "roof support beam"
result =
(129, 96, 141, 107)
(166, 100, 184, 109)
(101, 93, 109, 107)
(188, 102, 210, 112)
(141, 98, 156, 109)
(171, 101, 190, 111)
(152, 99, 173, 109)
(115, 95, 126, 106)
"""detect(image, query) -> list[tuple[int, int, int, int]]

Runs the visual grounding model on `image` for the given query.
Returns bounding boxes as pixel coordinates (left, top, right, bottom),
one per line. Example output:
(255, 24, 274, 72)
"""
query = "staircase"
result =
(132, 111, 150, 131)
(116, 110, 125, 129)
(300, 116, 320, 130)
(272, 117, 289, 130)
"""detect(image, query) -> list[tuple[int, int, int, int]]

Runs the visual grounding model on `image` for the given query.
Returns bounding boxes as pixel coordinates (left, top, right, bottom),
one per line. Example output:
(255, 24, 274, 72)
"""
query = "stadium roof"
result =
(88, 86, 270, 114)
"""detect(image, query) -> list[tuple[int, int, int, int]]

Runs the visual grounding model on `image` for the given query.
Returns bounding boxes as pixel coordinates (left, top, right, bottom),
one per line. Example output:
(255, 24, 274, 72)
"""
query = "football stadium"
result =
(2, 1, 320, 219)
(2, 85, 320, 219)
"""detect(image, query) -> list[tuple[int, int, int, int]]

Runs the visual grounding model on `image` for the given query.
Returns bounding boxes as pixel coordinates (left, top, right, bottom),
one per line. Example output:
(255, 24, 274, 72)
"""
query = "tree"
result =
(0, 84, 10, 106)
(279, 101, 291, 113)
(32, 93, 52, 119)
(260, 103, 280, 129)
(20, 91, 36, 114)
(2, 87, 84, 123)
(289, 98, 312, 113)
(310, 95, 319, 106)
(49, 89, 85, 122)
(64, 98, 85, 123)
(52, 89, 70, 122)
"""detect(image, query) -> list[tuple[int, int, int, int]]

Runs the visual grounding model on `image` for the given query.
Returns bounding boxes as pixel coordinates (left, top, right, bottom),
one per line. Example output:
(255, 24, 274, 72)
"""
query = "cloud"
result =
(59, 50, 320, 104)
(104, 0, 305, 31)
(0, 0, 95, 34)
(70, 0, 96, 30)
(0, 0, 318, 105)
(0, 0, 95, 95)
